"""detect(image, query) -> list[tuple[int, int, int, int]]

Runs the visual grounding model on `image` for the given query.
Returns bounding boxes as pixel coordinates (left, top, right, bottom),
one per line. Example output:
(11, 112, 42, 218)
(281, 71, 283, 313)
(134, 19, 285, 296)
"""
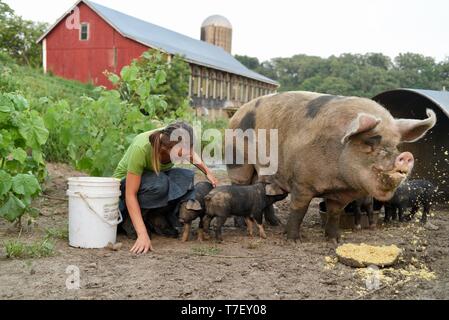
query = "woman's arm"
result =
(190, 151, 218, 187)
(125, 172, 154, 254)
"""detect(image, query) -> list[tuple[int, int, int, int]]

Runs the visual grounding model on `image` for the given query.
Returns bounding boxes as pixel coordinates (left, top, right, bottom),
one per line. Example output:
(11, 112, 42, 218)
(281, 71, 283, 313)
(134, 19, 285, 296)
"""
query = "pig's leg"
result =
(354, 205, 362, 231)
(407, 205, 419, 221)
(228, 164, 255, 229)
(286, 193, 313, 240)
(325, 199, 344, 244)
(257, 224, 267, 239)
(263, 205, 281, 226)
(366, 203, 376, 229)
(245, 217, 254, 237)
(202, 216, 213, 240)
(384, 206, 391, 223)
(421, 202, 430, 224)
(398, 206, 405, 222)
(197, 218, 205, 242)
(392, 207, 398, 221)
(214, 216, 227, 242)
(181, 223, 191, 242)
(253, 214, 267, 239)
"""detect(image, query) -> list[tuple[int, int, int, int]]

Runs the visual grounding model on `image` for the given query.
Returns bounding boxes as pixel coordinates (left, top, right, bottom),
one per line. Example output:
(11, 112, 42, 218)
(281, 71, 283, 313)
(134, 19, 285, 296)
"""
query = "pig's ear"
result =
(265, 184, 285, 196)
(341, 113, 382, 144)
(395, 109, 437, 143)
(185, 200, 202, 211)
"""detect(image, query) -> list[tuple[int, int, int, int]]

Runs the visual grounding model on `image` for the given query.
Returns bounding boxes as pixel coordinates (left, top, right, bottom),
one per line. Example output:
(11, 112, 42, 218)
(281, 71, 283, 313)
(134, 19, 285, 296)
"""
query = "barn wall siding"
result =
(45, 2, 148, 88)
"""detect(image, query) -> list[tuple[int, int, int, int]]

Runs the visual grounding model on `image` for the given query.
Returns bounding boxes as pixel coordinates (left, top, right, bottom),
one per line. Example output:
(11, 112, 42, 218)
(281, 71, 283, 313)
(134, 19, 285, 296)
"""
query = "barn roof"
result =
(373, 89, 449, 118)
(37, 0, 278, 86)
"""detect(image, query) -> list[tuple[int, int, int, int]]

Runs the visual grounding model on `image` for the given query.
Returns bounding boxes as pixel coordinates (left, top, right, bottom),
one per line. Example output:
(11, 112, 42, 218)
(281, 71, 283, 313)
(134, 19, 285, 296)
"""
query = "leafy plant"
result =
(107, 49, 191, 119)
(0, 93, 47, 224)
(45, 226, 69, 241)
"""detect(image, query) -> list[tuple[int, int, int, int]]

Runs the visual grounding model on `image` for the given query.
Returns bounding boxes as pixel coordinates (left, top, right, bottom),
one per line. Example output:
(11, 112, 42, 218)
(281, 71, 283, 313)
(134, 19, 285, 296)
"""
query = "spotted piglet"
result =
(203, 183, 288, 242)
(179, 182, 214, 242)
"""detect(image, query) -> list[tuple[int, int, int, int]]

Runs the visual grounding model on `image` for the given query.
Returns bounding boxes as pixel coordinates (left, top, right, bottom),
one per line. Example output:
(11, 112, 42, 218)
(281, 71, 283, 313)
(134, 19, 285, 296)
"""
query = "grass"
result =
(191, 245, 222, 256)
(0, 59, 96, 108)
(45, 227, 69, 241)
(4, 238, 55, 259)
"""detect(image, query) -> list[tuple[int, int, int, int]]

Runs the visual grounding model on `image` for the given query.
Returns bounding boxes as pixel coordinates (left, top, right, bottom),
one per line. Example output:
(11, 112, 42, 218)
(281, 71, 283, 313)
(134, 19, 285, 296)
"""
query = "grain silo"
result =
(201, 15, 233, 53)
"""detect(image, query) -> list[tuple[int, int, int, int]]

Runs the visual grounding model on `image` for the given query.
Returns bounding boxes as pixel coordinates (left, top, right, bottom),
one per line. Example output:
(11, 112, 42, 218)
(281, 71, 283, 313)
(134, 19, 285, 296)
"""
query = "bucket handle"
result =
(75, 192, 123, 226)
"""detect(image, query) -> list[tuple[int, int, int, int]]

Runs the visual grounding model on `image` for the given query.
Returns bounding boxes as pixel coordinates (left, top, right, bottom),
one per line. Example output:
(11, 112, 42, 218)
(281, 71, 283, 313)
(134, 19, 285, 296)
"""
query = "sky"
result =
(5, 0, 449, 62)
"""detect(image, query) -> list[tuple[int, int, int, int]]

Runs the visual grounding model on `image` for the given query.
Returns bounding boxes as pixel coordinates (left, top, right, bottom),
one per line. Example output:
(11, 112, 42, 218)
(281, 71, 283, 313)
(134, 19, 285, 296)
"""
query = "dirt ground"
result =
(1, 163, 448, 300)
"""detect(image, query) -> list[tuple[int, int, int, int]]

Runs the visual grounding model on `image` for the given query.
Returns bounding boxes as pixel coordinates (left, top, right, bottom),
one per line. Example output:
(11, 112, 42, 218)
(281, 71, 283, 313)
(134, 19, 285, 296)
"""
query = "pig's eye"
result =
(363, 135, 382, 148)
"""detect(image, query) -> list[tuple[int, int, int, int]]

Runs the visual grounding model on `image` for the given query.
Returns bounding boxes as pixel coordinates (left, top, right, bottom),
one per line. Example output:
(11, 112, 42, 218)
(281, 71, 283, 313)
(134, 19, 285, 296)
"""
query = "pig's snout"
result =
(394, 152, 414, 174)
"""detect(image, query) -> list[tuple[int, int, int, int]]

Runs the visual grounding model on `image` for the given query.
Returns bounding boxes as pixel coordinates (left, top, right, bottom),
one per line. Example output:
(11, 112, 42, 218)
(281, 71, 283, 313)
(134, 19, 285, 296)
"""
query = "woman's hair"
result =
(149, 121, 194, 174)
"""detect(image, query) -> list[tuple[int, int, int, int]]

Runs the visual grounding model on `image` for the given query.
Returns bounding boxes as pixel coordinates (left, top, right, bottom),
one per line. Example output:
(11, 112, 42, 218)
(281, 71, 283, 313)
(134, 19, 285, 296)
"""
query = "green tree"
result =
(240, 52, 446, 97)
(393, 53, 439, 89)
(0, 0, 48, 67)
(437, 58, 449, 90)
(235, 55, 261, 70)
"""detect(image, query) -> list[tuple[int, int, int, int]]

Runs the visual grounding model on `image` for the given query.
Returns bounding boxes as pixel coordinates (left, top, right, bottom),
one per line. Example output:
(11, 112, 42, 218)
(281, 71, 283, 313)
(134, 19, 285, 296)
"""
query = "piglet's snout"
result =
(394, 152, 414, 174)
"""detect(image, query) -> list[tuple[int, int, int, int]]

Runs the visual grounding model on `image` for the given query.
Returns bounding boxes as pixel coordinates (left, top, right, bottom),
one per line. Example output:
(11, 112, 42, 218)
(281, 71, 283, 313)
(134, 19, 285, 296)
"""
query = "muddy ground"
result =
(0, 163, 448, 300)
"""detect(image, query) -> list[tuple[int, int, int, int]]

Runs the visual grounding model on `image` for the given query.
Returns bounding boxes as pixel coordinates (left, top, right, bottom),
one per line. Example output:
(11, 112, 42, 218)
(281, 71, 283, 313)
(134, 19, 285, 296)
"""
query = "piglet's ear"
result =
(341, 113, 382, 144)
(185, 200, 202, 211)
(395, 109, 437, 143)
(265, 184, 285, 196)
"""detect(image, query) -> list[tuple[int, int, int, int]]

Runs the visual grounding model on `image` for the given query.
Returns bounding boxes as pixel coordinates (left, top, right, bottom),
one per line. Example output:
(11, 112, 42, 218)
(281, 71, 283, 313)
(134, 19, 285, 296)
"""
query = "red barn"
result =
(38, 0, 278, 117)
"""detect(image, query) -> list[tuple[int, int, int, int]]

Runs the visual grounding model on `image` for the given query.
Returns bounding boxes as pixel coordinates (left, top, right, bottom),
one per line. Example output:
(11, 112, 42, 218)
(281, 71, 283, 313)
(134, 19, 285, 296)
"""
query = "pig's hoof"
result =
(325, 232, 341, 244)
(354, 224, 362, 231)
(181, 233, 190, 242)
(286, 238, 299, 245)
(286, 229, 300, 240)
(326, 236, 340, 246)
(266, 216, 281, 227)
(202, 233, 211, 241)
(369, 224, 377, 230)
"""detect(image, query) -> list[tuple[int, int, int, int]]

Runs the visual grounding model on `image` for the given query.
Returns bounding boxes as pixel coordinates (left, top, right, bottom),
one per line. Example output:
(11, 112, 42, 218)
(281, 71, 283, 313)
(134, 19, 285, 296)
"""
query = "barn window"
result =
(80, 23, 89, 41)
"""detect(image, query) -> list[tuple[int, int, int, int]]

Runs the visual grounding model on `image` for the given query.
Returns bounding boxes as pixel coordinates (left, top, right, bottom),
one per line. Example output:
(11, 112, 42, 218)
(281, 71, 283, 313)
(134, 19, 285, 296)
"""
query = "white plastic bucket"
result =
(67, 177, 123, 249)
(68, 177, 121, 194)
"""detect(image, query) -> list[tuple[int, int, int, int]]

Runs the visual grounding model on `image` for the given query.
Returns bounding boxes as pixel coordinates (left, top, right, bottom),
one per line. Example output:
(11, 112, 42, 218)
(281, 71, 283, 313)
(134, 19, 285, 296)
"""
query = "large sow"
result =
(227, 91, 436, 243)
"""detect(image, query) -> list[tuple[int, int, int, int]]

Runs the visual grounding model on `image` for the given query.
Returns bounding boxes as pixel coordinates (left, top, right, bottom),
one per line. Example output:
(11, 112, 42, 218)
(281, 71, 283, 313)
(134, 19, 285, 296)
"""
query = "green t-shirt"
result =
(113, 129, 174, 179)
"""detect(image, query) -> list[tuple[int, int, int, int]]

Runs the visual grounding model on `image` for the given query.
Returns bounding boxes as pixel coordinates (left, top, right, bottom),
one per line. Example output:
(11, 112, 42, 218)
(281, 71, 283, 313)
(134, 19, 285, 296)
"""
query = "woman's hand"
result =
(130, 233, 154, 254)
(190, 150, 218, 187)
(206, 172, 218, 188)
